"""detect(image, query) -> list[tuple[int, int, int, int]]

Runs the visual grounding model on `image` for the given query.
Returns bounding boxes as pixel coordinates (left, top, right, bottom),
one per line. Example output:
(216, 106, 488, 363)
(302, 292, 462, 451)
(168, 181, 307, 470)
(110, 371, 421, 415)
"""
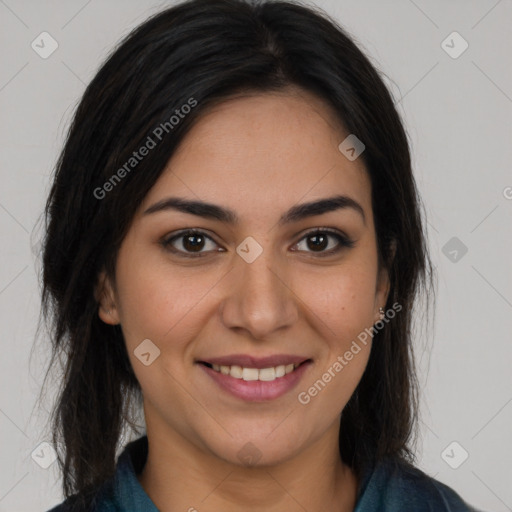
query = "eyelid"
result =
(295, 226, 350, 242)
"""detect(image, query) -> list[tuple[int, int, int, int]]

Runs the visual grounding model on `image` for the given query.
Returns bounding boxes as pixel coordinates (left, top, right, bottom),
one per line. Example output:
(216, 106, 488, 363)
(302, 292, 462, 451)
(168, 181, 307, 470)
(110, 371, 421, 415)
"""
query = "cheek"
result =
(297, 263, 377, 334)
(114, 248, 220, 348)
(295, 332, 372, 433)
(292, 261, 377, 400)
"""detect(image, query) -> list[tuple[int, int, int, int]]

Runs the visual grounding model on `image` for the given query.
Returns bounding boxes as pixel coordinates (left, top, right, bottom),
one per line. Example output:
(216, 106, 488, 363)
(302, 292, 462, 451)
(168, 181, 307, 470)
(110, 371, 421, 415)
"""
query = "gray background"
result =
(1, 0, 511, 511)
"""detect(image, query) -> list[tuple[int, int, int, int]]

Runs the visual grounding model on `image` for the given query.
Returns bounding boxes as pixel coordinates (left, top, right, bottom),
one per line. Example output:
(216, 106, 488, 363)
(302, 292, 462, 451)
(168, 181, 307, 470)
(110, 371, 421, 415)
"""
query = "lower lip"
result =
(198, 361, 312, 402)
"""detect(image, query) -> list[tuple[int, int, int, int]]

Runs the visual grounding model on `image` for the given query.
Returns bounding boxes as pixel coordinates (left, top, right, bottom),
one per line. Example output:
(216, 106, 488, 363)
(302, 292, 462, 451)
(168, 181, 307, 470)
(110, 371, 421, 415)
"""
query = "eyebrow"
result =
(143, 194, 366, 226)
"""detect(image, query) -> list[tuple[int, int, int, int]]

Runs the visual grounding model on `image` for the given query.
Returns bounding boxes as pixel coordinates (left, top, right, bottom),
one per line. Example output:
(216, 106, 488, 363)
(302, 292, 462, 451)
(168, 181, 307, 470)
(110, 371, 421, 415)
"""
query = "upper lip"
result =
(197, 354, 311, 368)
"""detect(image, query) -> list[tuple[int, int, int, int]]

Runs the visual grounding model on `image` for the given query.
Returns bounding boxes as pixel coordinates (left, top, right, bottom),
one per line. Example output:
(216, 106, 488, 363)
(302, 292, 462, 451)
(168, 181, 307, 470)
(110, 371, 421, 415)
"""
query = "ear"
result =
(374, 239, 396, 321)
(95, 270, 120, 325)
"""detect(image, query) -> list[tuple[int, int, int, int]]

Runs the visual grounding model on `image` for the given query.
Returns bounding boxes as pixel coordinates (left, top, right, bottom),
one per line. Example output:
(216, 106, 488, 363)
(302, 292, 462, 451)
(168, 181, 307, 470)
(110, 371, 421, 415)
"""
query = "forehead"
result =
(140, 90, 372, 227)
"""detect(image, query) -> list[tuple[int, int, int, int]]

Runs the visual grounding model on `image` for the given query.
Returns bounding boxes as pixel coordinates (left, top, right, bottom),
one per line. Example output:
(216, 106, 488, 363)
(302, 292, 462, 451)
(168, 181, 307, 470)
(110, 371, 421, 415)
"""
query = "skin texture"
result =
(97, 88, 391, 512)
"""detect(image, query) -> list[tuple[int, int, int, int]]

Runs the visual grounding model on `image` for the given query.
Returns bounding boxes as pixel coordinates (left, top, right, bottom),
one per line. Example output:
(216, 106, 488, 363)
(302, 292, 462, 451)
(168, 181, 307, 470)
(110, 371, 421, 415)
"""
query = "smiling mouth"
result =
(198, 360, 311, 382)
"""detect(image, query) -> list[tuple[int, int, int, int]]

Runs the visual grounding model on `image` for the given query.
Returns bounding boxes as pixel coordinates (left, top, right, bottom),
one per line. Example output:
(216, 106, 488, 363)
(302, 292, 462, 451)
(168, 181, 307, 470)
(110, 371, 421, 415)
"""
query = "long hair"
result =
(37, 0, 436, 508)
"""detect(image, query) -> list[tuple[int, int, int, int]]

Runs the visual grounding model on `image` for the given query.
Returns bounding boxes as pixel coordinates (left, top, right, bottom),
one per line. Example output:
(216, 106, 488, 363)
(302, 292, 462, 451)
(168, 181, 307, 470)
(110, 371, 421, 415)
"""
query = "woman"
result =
(41, 0, 480, 510)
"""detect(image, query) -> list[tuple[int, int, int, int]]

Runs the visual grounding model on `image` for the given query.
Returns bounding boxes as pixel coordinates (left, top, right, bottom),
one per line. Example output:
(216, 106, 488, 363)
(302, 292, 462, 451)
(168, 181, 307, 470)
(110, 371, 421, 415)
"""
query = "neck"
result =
(137, 418, 359, 512)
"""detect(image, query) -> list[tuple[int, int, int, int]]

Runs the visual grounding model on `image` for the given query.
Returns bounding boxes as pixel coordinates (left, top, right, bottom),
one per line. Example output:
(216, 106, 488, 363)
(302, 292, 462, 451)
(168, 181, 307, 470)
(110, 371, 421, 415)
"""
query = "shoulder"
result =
(46, 436, 149, 512)
(390, 460, 479, 511)
(357, 457, 483, 512)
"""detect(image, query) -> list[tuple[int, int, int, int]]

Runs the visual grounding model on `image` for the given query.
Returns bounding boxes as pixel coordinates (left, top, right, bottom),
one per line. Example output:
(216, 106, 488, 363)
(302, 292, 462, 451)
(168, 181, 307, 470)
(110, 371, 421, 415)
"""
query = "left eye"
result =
(161, 228, 355, 258)
(292, 229, 355, 255)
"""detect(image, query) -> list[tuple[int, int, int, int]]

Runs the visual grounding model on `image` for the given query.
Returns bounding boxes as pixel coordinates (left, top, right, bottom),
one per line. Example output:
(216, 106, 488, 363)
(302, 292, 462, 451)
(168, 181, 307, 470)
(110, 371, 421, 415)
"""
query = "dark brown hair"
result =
(37, 0, 436, 508)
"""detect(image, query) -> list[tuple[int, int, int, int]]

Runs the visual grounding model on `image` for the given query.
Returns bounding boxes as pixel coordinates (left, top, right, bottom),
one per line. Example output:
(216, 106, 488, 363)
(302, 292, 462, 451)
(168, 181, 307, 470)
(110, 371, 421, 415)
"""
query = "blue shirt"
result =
(47, 435, 482, 511)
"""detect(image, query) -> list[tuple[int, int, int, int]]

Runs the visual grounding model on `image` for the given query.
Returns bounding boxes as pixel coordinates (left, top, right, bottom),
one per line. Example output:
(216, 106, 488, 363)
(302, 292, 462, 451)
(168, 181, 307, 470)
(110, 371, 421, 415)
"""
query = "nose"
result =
(219, 248, 299, 340)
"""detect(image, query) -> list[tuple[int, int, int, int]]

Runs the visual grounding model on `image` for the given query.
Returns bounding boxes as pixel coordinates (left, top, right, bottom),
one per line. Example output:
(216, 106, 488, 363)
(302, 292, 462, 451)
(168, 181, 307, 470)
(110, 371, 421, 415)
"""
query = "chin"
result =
(203, 426, 307, 469)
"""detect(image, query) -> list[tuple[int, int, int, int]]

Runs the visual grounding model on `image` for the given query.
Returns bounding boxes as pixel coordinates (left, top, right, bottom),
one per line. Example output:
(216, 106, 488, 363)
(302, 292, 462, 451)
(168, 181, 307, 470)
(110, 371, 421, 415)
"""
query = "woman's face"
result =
(98, 89, 390, 466)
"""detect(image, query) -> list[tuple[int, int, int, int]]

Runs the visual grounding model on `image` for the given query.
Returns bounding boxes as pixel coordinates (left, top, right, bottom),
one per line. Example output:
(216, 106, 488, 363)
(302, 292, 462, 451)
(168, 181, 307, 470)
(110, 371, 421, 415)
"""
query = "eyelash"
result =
(160, 228, 355, 259)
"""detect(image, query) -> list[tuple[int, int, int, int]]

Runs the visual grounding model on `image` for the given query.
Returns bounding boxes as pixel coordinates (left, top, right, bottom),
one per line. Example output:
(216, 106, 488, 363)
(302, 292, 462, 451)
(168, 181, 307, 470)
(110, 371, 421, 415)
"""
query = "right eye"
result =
(160, 229, 225, 258)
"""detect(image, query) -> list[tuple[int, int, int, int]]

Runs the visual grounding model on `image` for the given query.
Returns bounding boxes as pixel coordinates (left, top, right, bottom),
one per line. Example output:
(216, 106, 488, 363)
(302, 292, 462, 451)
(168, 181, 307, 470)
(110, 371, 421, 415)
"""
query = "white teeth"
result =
(230, 365, 243, 379)
(275, 365, 285, 378)
(209, 362, 301, 381)
(242, 367, 259, 381)
(258, 367, 276, 381)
